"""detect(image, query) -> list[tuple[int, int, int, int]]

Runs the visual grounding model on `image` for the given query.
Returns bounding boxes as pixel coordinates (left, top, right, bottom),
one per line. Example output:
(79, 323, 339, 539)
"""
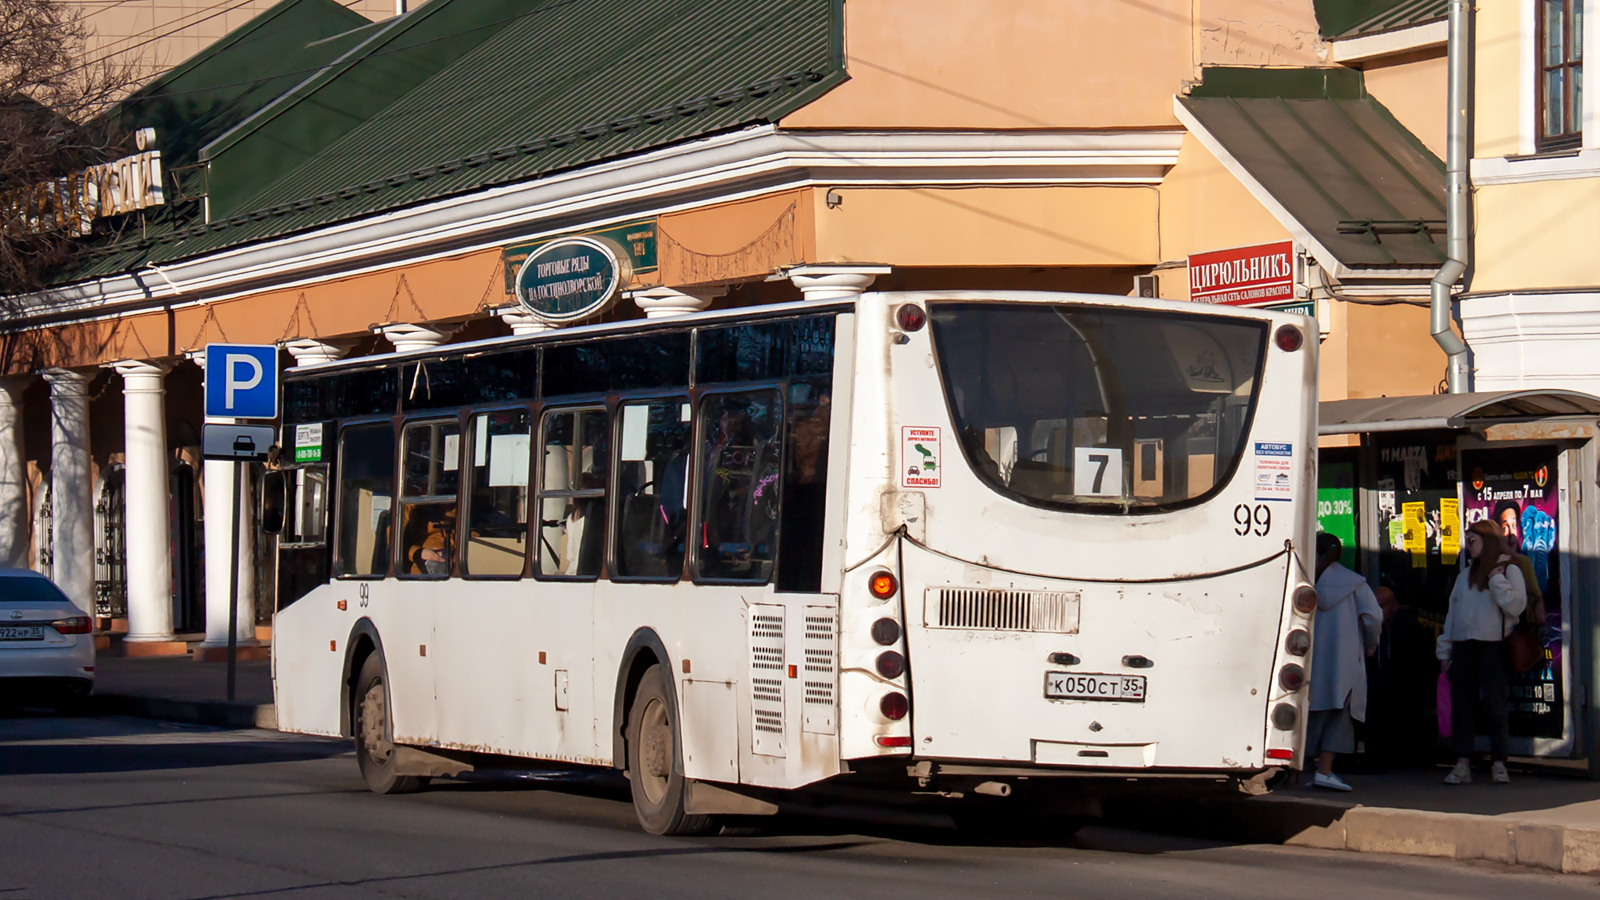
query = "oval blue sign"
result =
(514, 236, 626, 323)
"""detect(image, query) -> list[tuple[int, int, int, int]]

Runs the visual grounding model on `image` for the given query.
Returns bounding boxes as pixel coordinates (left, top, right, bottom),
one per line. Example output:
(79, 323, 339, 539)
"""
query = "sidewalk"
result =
(1112, 760, 1600, 874)
(91, 655, 277, 729)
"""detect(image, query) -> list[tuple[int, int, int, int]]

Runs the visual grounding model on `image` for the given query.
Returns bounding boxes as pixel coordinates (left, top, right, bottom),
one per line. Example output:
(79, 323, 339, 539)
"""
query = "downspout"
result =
(1433, 0, 1473, 393)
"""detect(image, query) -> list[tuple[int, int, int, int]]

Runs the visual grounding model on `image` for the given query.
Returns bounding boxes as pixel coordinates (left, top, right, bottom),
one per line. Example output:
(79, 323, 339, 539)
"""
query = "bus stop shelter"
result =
(1317, 389, 1600, 773)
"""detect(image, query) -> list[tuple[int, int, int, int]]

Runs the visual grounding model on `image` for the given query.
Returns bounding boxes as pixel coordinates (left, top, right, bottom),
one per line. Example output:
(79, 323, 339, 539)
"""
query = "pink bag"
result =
(1436, 672, 1452, 738)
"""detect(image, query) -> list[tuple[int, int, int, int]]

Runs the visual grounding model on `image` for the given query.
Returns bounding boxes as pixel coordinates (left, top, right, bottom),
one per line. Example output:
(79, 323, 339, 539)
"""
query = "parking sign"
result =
(204, 344, 279, 420)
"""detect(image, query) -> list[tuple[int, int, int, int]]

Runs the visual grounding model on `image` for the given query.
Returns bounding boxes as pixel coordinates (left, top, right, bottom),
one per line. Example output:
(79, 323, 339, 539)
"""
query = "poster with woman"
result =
(1460, 446, 1563, 740)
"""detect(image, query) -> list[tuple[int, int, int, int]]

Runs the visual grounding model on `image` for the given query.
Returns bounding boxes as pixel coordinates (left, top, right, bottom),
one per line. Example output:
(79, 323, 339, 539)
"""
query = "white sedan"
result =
(0, 569, 94, 706)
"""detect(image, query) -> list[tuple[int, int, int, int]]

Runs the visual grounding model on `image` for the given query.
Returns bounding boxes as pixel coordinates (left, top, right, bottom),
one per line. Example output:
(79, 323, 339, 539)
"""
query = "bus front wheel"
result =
(626, 665, 716, 836)
(354, 654, 428, 795)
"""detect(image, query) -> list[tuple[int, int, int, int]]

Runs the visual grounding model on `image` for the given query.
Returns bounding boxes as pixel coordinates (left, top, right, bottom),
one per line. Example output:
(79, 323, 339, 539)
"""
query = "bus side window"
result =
(398, 420, 460, 578)
(777, 381, 829, 591)
(614, 399, 691, 581)
(696, 390, 782, 584)
(536, 408, 608, 578)
(463, 409, 531, 578)
(334, 423, 395, 578)
(283, 465, 329, 546)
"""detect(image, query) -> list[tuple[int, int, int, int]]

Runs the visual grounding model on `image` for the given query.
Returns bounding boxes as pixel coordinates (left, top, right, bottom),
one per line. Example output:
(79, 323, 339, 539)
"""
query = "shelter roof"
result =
(1319, 391, 1600, 435)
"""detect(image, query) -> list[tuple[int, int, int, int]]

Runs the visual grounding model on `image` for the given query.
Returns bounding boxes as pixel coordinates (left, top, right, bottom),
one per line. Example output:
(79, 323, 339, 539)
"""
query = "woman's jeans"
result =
(1450, 639, 1511, 761)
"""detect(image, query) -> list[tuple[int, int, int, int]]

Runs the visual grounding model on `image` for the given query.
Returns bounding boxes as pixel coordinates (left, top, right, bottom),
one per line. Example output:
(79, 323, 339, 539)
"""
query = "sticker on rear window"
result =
(902, 426, 941, 488)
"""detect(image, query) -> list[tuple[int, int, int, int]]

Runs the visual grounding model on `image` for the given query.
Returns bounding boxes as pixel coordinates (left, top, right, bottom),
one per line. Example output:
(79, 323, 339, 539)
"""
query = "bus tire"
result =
(353, 654, 428, 795)
(626, 665, 716, 836)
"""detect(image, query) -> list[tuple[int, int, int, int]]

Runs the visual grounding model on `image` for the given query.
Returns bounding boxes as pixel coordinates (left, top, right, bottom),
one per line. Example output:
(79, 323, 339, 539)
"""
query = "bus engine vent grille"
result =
(802, 606, 837, 736)
(748, 605, 787, 757)
(926, 588, 1081, 634)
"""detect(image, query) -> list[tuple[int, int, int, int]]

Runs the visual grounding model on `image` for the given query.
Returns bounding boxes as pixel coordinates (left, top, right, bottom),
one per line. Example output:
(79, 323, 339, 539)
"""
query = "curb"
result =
(1110, 792, 1600, 875)
(90, 694, 277, 731)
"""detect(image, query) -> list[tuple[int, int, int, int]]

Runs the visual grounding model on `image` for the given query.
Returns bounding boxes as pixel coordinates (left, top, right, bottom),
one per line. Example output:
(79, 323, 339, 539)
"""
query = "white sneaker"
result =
(1492, 762, 1510, 784)
(1312, 772, 1353, 792)
(1444, 762, 1472, 784)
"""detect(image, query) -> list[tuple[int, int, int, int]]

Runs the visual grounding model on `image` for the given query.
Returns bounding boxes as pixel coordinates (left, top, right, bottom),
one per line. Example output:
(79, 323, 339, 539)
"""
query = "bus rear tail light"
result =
(1265, 748, 1294, 761)
(1278, 663, 1307, 693)
(50, 616, 92, 635)
(875, 651, 906, 679)
(868, 571, 898, 600)
(875, 735, 913, 748)
(1274, 324, 1304, 352)
(880, 691, 909, 720)
(1271, 702, 1298, 731)
(1284, 629, 1310, 656)
(871, 618, 902, 645)
(1292, 585, 1318, 614)
(895, 304, 927, 332)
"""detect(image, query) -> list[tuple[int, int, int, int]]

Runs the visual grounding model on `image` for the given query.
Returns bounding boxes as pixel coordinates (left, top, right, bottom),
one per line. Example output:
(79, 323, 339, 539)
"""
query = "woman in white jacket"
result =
(1438, 520, 1528, 784)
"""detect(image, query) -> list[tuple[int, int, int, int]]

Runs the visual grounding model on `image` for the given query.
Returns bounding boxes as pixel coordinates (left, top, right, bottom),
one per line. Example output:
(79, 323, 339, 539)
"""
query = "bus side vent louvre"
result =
(748, 605, 787, 757)
(801, 606, 837, 736)
(926, 588, 1080, 634)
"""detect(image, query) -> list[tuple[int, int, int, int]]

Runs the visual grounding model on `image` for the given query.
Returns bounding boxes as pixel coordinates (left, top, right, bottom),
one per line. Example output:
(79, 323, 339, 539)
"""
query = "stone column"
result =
(497, 308, 554, 335)
(784, 265, 891, 302)
(284, 338, 357, 367)
(629, 286, 725, 319)
(0, 377, 31, 569)
(189, 350, 258, 649)
(41, 369, 93, 614)
(111, 360, 176, 642)
(375, 322, 459, 353)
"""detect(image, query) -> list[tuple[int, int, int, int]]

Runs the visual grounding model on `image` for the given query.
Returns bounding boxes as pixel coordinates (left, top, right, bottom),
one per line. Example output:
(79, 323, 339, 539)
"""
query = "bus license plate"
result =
(0, 626, 43, 641)
(1045, 672, 1146, 702)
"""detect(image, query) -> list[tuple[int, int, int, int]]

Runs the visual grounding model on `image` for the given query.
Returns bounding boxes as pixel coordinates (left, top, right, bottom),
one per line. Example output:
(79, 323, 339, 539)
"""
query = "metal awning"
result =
(1319, 390, 1600, 435)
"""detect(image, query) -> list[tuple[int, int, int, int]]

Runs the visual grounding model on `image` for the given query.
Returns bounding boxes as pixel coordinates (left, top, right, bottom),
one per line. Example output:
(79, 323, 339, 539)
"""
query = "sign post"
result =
(202, 344, 279, 701)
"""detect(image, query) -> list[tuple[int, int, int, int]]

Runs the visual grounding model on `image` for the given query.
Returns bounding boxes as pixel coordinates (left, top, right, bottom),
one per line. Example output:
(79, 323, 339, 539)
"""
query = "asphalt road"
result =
(2, 713, 1598, 900)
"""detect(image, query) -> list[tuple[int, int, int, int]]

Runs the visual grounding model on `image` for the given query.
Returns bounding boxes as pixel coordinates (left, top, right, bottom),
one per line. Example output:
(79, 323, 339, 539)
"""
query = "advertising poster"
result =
(1316, 456, 1356, 569)
(1461, 446, 1564, 739)
(1373, 434, 1459, 624)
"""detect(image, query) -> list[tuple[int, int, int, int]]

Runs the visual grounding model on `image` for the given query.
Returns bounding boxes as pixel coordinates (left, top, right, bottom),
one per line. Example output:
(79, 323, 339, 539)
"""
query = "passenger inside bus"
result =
(402, 504, 456, 576)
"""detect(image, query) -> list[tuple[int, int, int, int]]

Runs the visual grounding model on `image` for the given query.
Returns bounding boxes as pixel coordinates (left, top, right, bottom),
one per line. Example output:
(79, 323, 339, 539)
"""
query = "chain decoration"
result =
(656, 203, 797, 286)
(382, 273, 429, 324)
(277, 292, 324, 342)
(183, 304, 231, 351)
(475, 258, 510, 312)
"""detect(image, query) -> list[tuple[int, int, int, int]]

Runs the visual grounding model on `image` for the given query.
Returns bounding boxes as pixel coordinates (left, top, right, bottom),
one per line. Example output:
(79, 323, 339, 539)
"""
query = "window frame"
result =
(459, 403, 535, 581)
(331, 416, 398, 581)
(689, 385, 788, 587)
(1539, 0, 1585, 151)
(608, 394, 695, 584)
(277, 462, 331, 550)
(395, 416, 463, 581)
(533, 403, 610, 582)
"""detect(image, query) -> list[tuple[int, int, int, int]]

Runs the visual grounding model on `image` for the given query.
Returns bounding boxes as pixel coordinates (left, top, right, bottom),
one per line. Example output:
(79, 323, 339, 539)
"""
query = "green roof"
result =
(1313, 0, 1446, 39)
(1182, 68, 1445, 270)
(58, 0, 845, 286)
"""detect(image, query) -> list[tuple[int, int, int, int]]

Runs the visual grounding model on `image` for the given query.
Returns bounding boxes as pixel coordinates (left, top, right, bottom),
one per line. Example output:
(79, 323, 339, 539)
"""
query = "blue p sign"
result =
(204, 344, 279, 420)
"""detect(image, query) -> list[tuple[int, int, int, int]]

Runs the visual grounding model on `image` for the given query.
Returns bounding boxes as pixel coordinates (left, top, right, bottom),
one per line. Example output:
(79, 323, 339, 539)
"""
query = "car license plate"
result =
(1045, 671, 1146, 702)
(0, 625, 44, 641)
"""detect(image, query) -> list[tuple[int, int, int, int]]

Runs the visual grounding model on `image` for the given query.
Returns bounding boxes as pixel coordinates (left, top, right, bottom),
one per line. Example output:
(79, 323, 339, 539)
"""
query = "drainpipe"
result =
(1433, 0, 1473, 393)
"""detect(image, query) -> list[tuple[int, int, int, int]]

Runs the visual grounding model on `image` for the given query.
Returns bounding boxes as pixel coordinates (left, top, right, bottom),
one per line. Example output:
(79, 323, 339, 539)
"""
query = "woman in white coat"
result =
(1308, 532, 1383, 791)
(1438, 520, 1527, 785)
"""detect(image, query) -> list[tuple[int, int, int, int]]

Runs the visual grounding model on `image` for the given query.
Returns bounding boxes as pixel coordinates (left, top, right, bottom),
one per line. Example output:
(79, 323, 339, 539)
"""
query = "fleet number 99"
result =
(1234, 503, 1271, 536)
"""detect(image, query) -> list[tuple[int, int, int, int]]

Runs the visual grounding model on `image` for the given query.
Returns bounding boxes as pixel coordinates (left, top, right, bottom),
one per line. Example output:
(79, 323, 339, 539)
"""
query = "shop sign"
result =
(1188, 240, 1296, 306)
(1267, 299, 1315, 318)
(513, 236, 630, 323)
(1462, 445, 1564, 739)
(503, 218, 657, 298)
(0, 149, 165, 237)
(292, 422, 325, 463)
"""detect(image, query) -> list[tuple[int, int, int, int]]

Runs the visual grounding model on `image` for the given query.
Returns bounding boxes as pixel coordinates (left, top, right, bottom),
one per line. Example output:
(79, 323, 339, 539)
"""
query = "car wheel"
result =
(354, 654, 427, 795)
(626, 665, 716, 836)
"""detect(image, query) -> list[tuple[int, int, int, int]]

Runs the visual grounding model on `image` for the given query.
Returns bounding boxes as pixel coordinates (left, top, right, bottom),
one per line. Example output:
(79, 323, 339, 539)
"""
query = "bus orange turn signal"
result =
(869, 571, 898, 599)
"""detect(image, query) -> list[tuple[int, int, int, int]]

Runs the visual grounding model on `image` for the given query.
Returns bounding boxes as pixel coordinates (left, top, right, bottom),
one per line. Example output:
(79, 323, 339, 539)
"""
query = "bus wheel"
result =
(626, 665, 716, 836)
(354, 654, 428, 795)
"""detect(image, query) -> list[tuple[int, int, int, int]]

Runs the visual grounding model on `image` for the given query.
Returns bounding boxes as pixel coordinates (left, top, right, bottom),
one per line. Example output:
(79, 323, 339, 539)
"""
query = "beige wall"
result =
(79, 0, 393, 84)
(1156, 134, 1294, 299)
(1474, 0, 1522, 158)
(1362, 53, 1447, 158)
(1474, 180, 1600, 292)
(811, 186, 1158, 267)
(1195, 0, 1324, 67)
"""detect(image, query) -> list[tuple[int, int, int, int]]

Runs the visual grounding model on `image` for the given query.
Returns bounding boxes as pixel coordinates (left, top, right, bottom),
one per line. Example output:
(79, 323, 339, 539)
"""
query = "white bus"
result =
(265, 290, 1319, 835)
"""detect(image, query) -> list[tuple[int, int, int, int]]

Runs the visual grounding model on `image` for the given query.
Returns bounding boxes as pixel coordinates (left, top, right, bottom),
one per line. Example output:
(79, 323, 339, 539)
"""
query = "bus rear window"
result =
(928, 302, 1266, 513)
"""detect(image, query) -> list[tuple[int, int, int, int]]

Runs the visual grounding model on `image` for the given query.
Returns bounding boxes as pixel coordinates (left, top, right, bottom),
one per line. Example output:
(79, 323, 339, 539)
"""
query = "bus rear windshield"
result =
(928, 302, 1267, 514)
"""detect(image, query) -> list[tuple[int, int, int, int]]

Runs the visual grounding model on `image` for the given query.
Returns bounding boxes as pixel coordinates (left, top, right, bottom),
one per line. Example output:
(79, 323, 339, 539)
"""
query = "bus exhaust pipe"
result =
(974, 781, 1012, 797)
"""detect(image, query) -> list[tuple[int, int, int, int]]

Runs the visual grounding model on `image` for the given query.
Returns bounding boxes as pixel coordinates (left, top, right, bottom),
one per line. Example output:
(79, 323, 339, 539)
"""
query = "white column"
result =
(189, 350, 258, 648)
(375, 322, 459, 353)
(41, 369, 93, 614)
(497, 307, 554, 335)
(283, 338, 357, 367)
(0, 377, 30, 569)
(783, 265, 891, 302)
(112, 360, 176, 642)
(628, 286, 724, 319)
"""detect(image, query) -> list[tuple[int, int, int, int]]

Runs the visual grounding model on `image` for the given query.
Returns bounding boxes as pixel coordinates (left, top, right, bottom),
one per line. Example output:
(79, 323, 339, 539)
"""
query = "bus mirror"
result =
(261, 470, 286, 535)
